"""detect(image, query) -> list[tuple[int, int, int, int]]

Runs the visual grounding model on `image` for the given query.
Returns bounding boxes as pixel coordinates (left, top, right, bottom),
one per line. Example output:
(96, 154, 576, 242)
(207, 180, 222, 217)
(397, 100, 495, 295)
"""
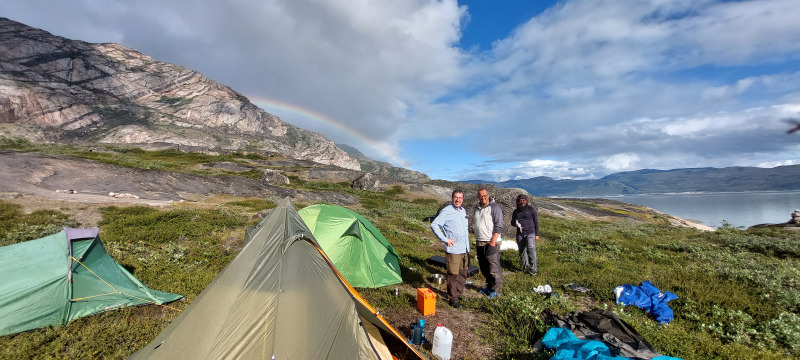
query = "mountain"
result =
(335, 143, 430, 183)
(0, 18, 359, 170)
(467, 165, 800, 197)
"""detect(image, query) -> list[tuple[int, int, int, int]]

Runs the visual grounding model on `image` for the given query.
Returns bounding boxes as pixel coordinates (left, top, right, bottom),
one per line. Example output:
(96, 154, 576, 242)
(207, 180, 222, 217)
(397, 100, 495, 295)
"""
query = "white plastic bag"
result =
(499, 238, 518, 251)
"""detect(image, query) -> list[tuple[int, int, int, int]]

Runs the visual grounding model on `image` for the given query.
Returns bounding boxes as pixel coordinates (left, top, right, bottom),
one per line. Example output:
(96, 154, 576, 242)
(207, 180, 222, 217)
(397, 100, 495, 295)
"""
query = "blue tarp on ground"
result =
(615, 280, 678, 324)
(543, 328, 682, 360)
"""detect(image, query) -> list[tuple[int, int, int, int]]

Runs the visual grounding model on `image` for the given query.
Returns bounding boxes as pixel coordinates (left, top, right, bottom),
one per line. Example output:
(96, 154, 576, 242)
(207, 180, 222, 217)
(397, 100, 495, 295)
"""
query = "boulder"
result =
(402, 183, 452, 201)
(260, 169, 290, 185)
(494, 188, 532, 209)
(352, 173, 380, 192)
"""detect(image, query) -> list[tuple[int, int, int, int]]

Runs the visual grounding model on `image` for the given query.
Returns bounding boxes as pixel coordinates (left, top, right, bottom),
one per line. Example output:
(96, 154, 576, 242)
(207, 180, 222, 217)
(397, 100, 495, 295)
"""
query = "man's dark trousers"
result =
(477, 243, 502, 293)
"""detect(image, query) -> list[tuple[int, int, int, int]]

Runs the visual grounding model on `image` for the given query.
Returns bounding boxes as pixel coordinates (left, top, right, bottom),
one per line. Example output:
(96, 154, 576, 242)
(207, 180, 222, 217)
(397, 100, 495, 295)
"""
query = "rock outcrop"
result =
(352, 173, 381, 191)
(0, 17, 360, 170)
(337, 143, 430, 183)
(260, 169, 290, 185)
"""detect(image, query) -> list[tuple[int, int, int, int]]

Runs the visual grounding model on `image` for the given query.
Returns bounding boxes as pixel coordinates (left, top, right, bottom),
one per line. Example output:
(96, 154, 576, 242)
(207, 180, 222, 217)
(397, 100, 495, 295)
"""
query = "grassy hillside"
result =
(0, 146, 798, 359)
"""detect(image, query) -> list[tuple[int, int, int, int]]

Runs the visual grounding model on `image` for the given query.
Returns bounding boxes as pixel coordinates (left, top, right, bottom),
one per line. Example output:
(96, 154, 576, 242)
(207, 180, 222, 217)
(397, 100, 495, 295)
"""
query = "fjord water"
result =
(595, 191, 800, 228)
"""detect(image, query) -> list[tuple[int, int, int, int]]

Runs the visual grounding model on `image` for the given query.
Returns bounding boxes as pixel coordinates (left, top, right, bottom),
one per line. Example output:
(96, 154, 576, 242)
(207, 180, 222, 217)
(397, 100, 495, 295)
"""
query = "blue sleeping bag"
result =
(542, 328, 682, 360)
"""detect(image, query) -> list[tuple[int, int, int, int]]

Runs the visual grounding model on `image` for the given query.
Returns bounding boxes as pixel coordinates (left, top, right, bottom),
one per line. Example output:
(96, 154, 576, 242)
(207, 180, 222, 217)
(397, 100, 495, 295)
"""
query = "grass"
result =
(359, 203, 799, 359)
(0, 144, 798, 359)
(0, 201, 80, 247)
(0, 137, 272, 179)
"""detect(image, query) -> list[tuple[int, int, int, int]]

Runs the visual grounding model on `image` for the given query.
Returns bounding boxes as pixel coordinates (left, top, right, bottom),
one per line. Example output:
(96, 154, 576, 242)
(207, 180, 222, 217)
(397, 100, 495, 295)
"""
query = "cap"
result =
(517, 194, 529, 201)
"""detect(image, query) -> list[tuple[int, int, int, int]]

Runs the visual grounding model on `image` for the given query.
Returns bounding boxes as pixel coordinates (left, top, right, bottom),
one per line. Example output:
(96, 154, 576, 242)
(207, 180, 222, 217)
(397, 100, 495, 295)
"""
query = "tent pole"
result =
(64, 231, 74, 325)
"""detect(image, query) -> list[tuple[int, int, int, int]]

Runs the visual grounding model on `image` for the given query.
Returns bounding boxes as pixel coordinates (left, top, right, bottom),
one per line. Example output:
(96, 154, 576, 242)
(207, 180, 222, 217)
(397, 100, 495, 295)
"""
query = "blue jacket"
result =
(431, 204, 469, 254)
(616, 281, 678, 324)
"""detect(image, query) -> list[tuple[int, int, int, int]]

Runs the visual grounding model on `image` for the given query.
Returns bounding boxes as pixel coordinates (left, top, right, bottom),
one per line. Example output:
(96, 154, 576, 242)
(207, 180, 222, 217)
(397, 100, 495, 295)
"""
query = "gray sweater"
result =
(473, 200, 503, 241)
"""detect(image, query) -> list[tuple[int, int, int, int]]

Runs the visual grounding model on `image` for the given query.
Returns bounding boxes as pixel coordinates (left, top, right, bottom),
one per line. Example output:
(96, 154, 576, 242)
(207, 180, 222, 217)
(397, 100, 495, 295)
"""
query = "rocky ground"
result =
(0, 150, 719, 359)
(0, 150, 714, 233)
(0, 150, 362, 225)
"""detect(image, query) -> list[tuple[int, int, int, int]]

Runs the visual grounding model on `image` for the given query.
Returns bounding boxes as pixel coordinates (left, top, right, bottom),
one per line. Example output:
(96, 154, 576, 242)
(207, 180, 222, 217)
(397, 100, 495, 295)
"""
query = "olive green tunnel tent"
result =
(129, 198, 425, 360)
(0, 228, 183, 337)
(298, 204, 403, 288)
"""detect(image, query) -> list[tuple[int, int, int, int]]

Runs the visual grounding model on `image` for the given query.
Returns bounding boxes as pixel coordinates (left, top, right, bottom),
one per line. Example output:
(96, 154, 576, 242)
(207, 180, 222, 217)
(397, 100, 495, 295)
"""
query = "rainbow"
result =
(249, 96, 409, 167)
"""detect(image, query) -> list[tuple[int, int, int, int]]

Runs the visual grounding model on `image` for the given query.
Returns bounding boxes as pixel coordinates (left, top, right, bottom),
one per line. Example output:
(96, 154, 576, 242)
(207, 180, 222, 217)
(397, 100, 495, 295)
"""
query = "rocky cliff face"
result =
(0, 18, 360, 170)
(336, 143, 431, 183)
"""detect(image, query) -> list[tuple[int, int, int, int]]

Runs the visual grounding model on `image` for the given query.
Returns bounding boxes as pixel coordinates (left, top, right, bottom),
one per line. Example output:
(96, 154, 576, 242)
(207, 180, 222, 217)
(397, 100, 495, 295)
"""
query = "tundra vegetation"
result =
(0, 142, 798, 359)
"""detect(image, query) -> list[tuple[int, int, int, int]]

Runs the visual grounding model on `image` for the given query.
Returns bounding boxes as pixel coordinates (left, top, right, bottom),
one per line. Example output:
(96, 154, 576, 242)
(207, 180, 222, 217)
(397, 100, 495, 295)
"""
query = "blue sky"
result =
(3, 0, 800, 181)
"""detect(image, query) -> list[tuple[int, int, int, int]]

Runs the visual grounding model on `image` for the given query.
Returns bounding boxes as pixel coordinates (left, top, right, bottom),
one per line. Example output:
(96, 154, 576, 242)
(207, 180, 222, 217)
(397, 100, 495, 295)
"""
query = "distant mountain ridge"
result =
(467, 165, 800, 197)
(335, 144, 430, 183)
(0, 17, 359, 170)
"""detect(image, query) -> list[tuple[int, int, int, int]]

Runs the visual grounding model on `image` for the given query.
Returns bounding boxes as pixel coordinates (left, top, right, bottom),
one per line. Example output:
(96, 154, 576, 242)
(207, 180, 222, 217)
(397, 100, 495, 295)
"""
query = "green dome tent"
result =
(0, 228, 182, 336)
(298, 204, 402, 288)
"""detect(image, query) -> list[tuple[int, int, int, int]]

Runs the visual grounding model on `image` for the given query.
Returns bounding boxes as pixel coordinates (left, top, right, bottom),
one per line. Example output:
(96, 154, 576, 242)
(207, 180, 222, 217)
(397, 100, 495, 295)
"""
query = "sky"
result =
(3, 0, 800, 181)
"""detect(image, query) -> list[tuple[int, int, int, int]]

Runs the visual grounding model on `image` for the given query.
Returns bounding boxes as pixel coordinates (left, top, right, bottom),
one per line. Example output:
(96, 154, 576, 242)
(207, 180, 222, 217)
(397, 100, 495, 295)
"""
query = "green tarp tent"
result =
(0, 228, 183, 336)
(128, 198, 424, 360)
(298, 204, 403, 288)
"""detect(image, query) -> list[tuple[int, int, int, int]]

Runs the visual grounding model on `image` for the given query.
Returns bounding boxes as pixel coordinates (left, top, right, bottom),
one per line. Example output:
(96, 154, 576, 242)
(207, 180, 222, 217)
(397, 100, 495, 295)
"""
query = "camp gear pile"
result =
(542, 309, 681, 360)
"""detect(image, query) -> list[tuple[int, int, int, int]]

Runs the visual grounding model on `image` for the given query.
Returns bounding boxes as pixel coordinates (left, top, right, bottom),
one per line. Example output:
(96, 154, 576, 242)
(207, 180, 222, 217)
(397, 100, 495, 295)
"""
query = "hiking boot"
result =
(449, 300, 462, 308)
(487, 291, 500, 299)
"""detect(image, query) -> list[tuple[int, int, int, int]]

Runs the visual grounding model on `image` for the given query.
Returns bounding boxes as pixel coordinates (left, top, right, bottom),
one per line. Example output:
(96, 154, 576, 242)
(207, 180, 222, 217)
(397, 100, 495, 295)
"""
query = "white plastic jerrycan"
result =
(432, 323, 453, 360)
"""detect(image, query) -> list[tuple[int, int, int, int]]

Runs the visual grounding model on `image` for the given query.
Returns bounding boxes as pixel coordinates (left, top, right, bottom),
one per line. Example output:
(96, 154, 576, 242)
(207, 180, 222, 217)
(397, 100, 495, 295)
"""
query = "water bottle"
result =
(411, 323, 421, 345)
(432, 324, 452, 360)
(420, 319, 427, 344)
(411, 319, 425, 345)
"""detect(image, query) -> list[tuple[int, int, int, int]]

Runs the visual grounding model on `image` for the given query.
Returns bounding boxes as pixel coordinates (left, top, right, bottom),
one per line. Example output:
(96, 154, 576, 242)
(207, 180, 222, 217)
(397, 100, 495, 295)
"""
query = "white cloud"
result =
(3, 0, 800, 179)
(478, 159, 595, 182)
(439, 0, 800, 179)
(757, 159, 798, 168)
(675, 0, 800, 65)
(703, 72, 800, 101)
(603, 153, 640, 172)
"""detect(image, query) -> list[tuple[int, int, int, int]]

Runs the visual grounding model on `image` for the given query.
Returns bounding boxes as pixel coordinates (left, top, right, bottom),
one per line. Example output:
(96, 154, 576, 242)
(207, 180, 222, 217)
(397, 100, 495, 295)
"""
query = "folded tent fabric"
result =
(542, 308, 664, 360)
(543, 327, 683, 360)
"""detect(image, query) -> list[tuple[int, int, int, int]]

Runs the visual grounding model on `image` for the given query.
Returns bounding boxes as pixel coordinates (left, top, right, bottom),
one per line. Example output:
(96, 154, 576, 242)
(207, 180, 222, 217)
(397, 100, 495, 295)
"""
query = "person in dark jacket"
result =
(511, 194, 539, 275)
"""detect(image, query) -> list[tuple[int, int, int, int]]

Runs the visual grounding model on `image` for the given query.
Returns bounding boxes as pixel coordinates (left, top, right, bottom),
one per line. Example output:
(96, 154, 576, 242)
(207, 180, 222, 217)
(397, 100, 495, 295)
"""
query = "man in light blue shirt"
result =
(431, 189, 469, 308)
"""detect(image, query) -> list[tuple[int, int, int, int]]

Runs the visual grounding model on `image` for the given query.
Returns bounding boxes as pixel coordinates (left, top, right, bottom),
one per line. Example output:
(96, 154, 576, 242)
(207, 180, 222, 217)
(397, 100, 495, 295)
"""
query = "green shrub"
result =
(0, 136, 37, 150)
(224, 198, 277, 211)
(2, 180, 799, 359)
(0, 200, 80, 247)
(383, 185, 405, 197)
(96, 206, 248, 296)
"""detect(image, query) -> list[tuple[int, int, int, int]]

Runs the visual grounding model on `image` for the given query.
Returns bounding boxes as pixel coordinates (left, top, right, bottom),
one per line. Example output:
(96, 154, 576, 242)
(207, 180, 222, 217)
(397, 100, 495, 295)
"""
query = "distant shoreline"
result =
(552, 189, 800, 199)
(573, 190, 800, 229)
